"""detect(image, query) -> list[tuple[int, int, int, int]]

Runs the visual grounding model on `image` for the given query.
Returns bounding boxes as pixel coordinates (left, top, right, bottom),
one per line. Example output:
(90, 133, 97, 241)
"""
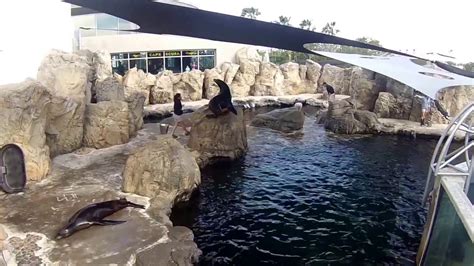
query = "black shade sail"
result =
(65, 0, 415, 58)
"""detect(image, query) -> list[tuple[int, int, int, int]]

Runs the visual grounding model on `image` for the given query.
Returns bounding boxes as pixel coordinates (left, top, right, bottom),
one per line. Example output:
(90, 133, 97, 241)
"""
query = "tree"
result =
(337, 37, 384, 55)
(241, 7, 261, 19)
(275, 16, 291, 26)
(299, 19, 315, 31)
(321, 22, 339, 36)
(463, 62, 474, 72)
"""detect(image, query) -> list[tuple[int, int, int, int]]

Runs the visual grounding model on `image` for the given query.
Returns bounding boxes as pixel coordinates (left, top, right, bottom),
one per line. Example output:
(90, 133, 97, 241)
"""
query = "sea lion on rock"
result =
(207, 79, 237, 118)
(56, 197, 144, 240)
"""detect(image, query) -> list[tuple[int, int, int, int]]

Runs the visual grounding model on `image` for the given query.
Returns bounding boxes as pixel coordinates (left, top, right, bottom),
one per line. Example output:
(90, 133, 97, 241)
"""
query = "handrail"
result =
(422, 102, 474, 205)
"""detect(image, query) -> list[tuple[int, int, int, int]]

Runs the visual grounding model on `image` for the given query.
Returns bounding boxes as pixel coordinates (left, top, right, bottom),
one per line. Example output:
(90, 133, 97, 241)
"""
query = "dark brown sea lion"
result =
(56, 197, 144, 240)
(207, 79, 237, 117)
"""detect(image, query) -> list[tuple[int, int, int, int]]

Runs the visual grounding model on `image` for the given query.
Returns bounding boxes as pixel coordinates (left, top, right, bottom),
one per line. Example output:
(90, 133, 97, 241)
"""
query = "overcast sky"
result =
(186, 0, 474, 63)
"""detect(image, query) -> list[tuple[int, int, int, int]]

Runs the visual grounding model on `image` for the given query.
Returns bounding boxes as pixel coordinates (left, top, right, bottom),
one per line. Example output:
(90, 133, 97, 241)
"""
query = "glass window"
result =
(112, 60, 129, 76)
(111, 53, 128, 60)
(96, 14, 118, 35)
(182, 57, 199, 71)
(73, 15, 96, 37)
(130, 59, 147, 72)
(118, 18, 139, 34)
(165, 58, 182, 73)
(148, 58, 164, 74)
(199, 56, 215, 71)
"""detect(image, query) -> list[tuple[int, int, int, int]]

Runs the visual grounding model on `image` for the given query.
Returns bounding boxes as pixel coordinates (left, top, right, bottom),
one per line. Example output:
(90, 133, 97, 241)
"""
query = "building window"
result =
(73, 14, 138, 37)
(199, 56, 215, 72)
(148, 58, 164, 74)
(110, 49, 216, 75)
(96, 14, 119, 36)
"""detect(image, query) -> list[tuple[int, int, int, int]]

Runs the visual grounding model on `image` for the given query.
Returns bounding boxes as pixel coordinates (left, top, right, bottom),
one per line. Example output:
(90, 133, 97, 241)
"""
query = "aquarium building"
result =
(71, 3, 248, 75)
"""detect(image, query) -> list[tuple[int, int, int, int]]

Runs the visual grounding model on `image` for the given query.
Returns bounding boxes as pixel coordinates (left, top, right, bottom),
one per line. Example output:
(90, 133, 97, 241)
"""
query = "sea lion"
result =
(207, 79, 237, 118)
(56, 197, 144, 240)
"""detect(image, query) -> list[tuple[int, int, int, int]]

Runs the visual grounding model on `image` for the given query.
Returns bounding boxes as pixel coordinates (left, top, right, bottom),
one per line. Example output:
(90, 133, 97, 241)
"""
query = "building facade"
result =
(72, 4, 248, 75)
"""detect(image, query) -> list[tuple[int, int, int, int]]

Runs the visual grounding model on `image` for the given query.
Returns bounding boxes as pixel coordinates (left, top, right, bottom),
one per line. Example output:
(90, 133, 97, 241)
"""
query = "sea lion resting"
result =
(56, 197, 144, 240)
(207, 79, 237, 118)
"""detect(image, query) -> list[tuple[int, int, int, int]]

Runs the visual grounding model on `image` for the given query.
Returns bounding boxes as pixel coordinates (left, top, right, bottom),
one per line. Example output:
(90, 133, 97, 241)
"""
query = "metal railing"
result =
(422, 102, 474, 205)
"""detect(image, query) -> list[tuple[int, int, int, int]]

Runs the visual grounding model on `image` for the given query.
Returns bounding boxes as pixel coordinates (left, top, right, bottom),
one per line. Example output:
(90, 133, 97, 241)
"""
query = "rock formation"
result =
(150, 70, 175, 104)
(173, 70, 204, 101)
(251, 106, 305, 132)
(373, 92, 398, 118)
(251, 62, 284, 96)
(305, 60, 322, 85)
(135, 226, 201, 266)
(323, 99, 382, 134)
(231, 47, 261, 97)
(125, 91, 146, 137)
(203, 68, 223, 99)
(0, 80, 51, 181)
(122, 137, 201, 203)
(188, 107, 248, 167)
(280, 62, 306, 95)
(94, 77, 125, 102)
(37, 50, 90, 157)
(221, 62, 240, 84)
(349, 68, 380, 111)
(437, 85, 474, 123)
(83, 101, 130, 149)
(123, 67, 155, 104)
(318, 64, 345, 93)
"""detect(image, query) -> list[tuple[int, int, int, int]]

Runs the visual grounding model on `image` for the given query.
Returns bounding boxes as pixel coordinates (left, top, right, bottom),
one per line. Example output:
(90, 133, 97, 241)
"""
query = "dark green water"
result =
(172, 110, 434, 265)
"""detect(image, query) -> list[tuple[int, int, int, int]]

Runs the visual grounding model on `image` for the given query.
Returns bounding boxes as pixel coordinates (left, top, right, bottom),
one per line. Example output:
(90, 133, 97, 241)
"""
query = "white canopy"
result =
(309, 50, 474, 99)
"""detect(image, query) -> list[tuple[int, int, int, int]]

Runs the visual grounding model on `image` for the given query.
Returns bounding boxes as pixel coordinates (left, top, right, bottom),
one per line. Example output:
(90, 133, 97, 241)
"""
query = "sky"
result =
(186, 0, 474, 63)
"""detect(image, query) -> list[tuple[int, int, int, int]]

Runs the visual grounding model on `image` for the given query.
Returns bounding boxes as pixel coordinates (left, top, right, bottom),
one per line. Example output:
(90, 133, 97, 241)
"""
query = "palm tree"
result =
(241, 7, 261, 19)
(299, 19, 315, 31)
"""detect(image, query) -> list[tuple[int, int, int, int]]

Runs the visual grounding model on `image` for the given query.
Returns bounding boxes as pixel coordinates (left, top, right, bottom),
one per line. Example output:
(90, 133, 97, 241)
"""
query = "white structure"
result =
(72, 3, 248, 75)
(311, 50, 474, 99)
(0, 0, 72, 85)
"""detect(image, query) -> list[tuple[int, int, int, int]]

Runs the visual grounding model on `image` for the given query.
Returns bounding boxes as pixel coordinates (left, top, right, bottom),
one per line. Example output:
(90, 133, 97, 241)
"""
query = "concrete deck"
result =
(0, 124, 196, 265)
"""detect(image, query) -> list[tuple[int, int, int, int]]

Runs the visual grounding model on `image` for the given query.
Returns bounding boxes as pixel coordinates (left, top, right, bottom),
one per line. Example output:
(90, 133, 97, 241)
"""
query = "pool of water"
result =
(171, 110, 434, 265)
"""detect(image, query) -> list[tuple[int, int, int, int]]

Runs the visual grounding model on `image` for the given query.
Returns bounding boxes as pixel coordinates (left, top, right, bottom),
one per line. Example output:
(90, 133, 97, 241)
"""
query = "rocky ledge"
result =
(144, 94, 350, 119)
(379, 118, 465, 140)
(0, 124, 201, 265)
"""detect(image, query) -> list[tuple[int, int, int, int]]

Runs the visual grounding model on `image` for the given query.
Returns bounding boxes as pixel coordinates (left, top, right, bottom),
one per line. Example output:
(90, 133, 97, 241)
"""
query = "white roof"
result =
(310, 50, 474, 99)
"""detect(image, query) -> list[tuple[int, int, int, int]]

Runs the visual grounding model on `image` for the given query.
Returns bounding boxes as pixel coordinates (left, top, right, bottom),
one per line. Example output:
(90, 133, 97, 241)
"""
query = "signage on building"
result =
(183, 50, 198, 56)
(148, 51, 163, 57)
(165, 51, 181, 57)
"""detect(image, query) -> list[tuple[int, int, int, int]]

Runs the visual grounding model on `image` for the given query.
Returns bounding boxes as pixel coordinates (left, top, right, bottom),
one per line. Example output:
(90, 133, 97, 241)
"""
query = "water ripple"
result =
(172, 112, 433, 265)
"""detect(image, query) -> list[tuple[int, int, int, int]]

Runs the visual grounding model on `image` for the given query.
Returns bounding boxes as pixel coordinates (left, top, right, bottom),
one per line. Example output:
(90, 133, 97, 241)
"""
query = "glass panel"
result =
(130, 59, 147, 72)
(148, 58, 164, 74)
(423, 189, 474, 265)
(165, 50, 181, 57)
(199, 56, 215, 71)
(73, 15, 96, 37)
(96, 13, 118, 30)
(182, 57, 199, 72)
(118, 18, 138, 31)
(199, 49, 216, 56)
(147, 51, 163, 58)
(112, 60, 129, 76)
(130, 52, 146, 59)
(111, 53, 128, 60)
(165, 57, 182, 73)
